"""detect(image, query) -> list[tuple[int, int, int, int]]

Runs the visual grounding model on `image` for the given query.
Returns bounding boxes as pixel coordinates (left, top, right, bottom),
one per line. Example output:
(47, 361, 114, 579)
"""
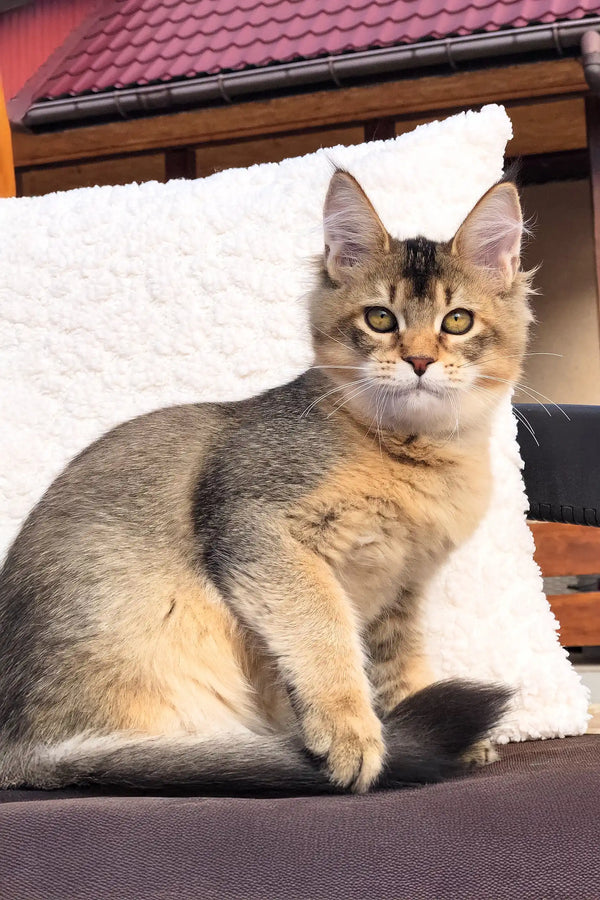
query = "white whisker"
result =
(300, 378, 370, 418)
(459, 351, 563, 370)
(476, 374, 570, 421)
(470, 384, 540, 446)
(326, 381, 375, 419)
(511, 406, 540, 446)
(312, 325, 355, 354)
(375, 385, 384, 460)
(308, 365, 365, 372)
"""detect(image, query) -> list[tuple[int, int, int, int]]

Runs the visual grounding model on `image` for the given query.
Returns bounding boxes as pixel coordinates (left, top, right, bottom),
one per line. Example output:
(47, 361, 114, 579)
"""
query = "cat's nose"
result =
(403, 356, 435, 376)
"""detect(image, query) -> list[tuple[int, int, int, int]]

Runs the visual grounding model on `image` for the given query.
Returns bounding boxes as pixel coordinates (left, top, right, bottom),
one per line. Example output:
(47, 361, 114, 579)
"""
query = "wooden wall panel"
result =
(13, 59, 587, 169)
(506, 97, 587, 157)
(549, 593, 600, 646)
(530, 522, 600, 646)
(194, 126, 364, 176)
(530, 522, 600, 577)
(394, 115, 437, 138)
(393, 97, 587, 158)
(19, 152, 165, 196)
(189, 96, 586, 183)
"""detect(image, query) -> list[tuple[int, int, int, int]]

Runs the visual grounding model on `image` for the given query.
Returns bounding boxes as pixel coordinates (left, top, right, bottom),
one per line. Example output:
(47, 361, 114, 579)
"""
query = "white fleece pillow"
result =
(0, 104, 588, 741)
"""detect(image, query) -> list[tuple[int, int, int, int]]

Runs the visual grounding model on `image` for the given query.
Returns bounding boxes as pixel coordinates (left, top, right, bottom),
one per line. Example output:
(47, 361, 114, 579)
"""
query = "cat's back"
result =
(5, 401, 218, 542)
(22, 369, 340, 516)
(1, 371, 343, 579)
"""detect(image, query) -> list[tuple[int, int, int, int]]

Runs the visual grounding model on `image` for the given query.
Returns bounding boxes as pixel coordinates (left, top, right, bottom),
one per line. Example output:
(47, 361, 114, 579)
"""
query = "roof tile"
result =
(122, 6, 148, 32)
(115, 58, 150, 86)
(113, 39, 146, 68)
(105, 28, 133, 50)
(88, 46, 121, 73)
(141, 56, 173, 81)
(32, 0, 599, 101)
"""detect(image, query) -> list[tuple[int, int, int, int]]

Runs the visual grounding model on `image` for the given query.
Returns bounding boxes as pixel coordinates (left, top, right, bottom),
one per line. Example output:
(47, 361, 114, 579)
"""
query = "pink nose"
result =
(404, 356, 435, 376)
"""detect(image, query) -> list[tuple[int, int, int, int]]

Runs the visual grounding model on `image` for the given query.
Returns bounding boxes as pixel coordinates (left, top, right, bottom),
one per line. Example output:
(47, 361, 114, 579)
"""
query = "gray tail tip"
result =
(380, 679, 513, 788)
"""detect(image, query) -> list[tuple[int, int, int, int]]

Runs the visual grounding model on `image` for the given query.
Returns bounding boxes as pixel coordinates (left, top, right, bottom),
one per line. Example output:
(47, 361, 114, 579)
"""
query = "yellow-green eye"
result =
(365, 307, 398, 333)
(441, 308, 474, 335)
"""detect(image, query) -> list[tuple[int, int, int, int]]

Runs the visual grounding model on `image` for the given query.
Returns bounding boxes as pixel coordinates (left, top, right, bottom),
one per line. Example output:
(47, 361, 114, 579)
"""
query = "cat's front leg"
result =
(367, 598, 435, 715)
(209, 523, 383, 792)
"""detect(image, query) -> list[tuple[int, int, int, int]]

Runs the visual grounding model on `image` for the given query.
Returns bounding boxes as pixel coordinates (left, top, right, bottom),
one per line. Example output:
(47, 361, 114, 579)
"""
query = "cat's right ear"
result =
(451, 181, 523, 289)
(323, 170, 389, 283)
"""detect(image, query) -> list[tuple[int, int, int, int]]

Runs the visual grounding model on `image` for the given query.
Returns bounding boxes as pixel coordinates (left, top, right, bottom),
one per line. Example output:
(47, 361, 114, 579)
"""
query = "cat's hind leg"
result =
(367, 597, 435, 715)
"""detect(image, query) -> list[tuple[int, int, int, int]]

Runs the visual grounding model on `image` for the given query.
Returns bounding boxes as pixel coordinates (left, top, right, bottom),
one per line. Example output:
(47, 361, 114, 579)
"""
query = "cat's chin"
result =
(352, 383, 499, 439)
(384, 390, 459, 437)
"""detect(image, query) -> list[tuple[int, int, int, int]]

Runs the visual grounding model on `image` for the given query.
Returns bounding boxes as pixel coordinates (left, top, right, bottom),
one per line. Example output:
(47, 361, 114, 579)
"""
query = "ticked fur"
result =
(0, 171, 530, 794)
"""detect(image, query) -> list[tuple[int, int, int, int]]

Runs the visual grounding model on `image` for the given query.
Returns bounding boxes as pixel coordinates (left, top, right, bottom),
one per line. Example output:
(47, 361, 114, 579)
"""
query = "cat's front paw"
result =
(462, 738, 500, 768)
(302, 701, 384, 793)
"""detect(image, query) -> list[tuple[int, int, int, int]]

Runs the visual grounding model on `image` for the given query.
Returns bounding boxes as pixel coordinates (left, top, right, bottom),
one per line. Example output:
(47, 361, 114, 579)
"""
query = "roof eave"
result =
(19, 18, 600, 131)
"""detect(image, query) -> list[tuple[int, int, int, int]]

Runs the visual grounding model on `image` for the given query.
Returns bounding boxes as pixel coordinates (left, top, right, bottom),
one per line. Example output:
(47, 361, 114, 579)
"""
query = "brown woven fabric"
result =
(1, 736, 598, 900)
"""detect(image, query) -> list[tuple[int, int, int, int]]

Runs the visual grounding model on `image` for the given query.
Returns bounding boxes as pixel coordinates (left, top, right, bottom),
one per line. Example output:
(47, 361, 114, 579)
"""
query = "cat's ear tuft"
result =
(452, 182, 523, 289)
(323, 170, 390, 282)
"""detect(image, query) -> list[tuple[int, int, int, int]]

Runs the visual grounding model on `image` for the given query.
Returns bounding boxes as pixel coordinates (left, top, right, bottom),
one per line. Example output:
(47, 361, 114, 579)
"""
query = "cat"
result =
(0, 169, 531, 795)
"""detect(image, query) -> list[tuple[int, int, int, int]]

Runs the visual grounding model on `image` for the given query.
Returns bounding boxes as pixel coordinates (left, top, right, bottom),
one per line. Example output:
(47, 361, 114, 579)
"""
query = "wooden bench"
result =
(530, 521, 600, 646)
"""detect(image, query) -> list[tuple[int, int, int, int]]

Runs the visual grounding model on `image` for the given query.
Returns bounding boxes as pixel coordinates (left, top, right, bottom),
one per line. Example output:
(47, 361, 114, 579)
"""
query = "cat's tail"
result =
(0, 680, 511, 796)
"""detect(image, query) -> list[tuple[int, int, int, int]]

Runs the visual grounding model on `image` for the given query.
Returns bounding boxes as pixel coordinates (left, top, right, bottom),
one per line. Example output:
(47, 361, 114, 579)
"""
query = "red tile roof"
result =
(30, 0, 600, 101)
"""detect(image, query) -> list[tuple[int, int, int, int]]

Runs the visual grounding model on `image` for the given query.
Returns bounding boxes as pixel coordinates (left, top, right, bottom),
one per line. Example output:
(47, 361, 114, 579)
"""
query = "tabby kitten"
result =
(0, 170, 530, 795)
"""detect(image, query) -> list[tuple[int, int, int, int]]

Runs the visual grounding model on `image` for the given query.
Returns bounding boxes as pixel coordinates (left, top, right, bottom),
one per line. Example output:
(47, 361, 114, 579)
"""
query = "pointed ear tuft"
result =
(323, 170, 389, 282)
(452, 182, 523, 289)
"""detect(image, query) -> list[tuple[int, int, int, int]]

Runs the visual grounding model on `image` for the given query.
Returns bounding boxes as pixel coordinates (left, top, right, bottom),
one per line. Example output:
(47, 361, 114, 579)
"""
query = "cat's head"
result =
(309, 170, 533, 437)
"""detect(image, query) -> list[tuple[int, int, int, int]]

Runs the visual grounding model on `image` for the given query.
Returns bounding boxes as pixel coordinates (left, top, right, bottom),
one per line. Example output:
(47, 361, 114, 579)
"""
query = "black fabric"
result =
(515, 404, 600, 526)
(0, 737, 598, 899)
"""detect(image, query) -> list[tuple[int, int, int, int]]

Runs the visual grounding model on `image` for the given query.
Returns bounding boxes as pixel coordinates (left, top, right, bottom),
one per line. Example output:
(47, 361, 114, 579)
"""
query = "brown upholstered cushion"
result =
(1, 736, 598, 899)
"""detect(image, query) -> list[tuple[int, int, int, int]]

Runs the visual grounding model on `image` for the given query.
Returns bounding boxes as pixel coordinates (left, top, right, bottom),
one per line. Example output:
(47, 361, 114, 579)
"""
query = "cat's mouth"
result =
(379, 379, 448, 400)
(415, 381, 444, 395)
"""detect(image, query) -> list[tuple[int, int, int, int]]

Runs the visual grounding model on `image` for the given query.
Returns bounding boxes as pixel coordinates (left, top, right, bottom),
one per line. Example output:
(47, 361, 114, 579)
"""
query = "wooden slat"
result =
(19, 152, 165, 197)
(398, 97, 587, 159)
(12, 58, 587, 169)
(529, 522, 600, 577)
(506, 96, 586, 156)
(194, 125, 363, 176)
(548, 592, 600, 646)
(18, 94, 586, 194)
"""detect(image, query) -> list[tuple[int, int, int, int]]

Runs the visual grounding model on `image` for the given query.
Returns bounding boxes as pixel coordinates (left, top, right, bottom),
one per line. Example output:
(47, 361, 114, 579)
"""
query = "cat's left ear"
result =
(452, 182, 523, 289)
(323, 170, 390, 283)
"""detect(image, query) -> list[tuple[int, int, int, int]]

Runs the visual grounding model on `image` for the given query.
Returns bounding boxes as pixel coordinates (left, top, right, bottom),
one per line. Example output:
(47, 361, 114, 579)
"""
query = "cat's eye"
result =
(365, 307, 398, 333)
(441, 308, 474, 335)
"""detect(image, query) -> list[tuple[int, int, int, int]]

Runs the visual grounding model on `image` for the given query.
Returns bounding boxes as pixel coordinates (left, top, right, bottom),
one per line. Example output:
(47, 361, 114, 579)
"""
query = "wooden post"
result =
(164, 147, 197, 181)
(585, 94, 600, 349)
(364, 118, 396, 142)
